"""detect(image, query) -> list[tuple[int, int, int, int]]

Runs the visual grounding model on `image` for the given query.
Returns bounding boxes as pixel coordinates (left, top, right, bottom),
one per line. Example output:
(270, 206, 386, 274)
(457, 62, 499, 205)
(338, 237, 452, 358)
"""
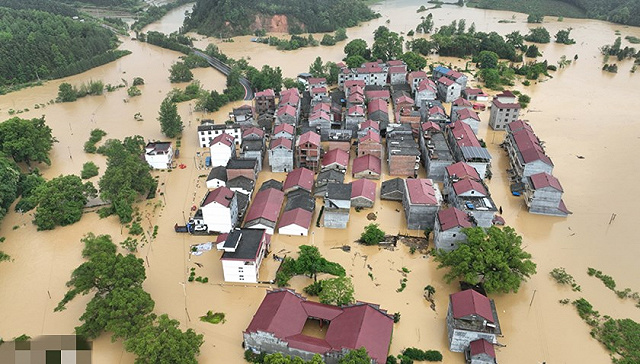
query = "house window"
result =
(239, 276, 244, 281)
(453, 233, 457, 237)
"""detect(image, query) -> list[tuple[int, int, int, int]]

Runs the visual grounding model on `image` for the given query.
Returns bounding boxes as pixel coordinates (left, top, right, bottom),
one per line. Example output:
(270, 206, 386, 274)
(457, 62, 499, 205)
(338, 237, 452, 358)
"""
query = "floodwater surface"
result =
(1, 1, 640, 363)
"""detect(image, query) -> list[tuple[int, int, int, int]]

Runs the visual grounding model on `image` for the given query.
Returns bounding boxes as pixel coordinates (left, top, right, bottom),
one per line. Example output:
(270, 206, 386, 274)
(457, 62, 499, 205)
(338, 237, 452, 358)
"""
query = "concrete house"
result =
(209, 133, 236, 167)
(347, 91, 365, 106)
(285, 189, 316, 213)
(321, 148, 349, 173)
(279, 88, 301, 111)
(276, 104, 298, 125)
(432, 65, 451, 81)
(402, 178, 442, 230)
(227, 158, 259, 182)
(273, 123, 295, 140)
(241, 127, 265, 171)
(437, 76, 462, 103)
(387, 127, 421, 177)
(450, 178, 497, 228)
(322, 129, 352, 153)
(307, 77, 327, 91)
(450, 98, 473, 121)
(244, 188, 285, 235)
(489, 91, 520, 130)
(357, 119, 380, 138)
(259, 179, 283, 192)
(503, 121, 553, 183)
(283, 167, 314, 195)
(357, 130, 383, 160)
(434, 207, 474, 252)
(268, 137, 294, 173)
(465, 339, 498, 364)
(144, 141, 173, 169)
(227, 175, 255, 197)
(445, 162, 482, 197)
(380, 178, 405, 201)
(396, 108, 421, 129)
(446, 69, 468, 90)
(309, 110, 332, 132)
(315, 169, 345, 197)
(446, 121, 491, 179)
(447, 289, 501, 352)
(388, 65, 408, 85)
(367, 99, 389, 127)
(278, 207, 313, 236)
(206, 166, 227, 189)
(365, 89, 391, 102)
(199, 187, 238, 233)
(408, 71, 428, 93)
(257, 113, 275, 134)
(352, 154, 381, 180)
(426, 104, 449, 125)
(418, 122, 454, 182)
(255, 89, 277, 115)
(394, 94, 415, 113)
(198, 121, 242, 148)
(463, 88, 489, 102)
(323, 183, 352, 229)
(524, 172, 570, 217)
(243, 289, 394, 364)
(345, 105, 366, 132)
(231, 104, 254, 124)
(351, 179, 376, 208)
(415, 78, 438, 106)
(454, 108, 481, 135)
(311, 87, 328, 101)
(296, 131, 322, 171)
(217, 229, 270, 283)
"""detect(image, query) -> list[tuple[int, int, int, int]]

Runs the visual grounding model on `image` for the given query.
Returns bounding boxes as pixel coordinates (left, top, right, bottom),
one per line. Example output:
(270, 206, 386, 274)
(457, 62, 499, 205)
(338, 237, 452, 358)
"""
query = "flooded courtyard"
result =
(1, 0, 640, 363)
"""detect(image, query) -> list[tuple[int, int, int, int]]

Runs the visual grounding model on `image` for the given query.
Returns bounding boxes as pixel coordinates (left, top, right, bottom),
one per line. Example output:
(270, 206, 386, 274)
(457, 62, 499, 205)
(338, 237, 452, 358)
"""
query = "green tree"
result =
(169, 62, 193, 83)
(132, 77, 145, 86)
(505, 31, 524, 49)
(372, 26, 404, 62)
(81, 162, 99, 179)
(309, 57, 326, 78)
(57, 82, 77, 102)
(158, 98, 183, 138)
(33, 175, 97, 230)
(338, 347, 372, 364)
(525, 44, 541, 58)
(0, 116, 57, 165)
(434, 226, 537, 294)
(400, 51, 427, 72)
(360, 223, 386, 245)
(15, 170, 45, 212)
(527, 13, 544, 23)
(518, 94, 531, 108)
(124, 314, 204, 364)
(416, 13, 434, 33)
(334, 28, 348, 42)
(476, 50, 499, 69)
(345, 55, 367, 69)
(524, 27, 551, 43)
(407, 38, 434, 56)
(555, 28, 576, 45)
(321, 34, 336, 46)
(479, 68, 500, 89)
(319, 277, 355, 306)
(344, 39, 370, 59)
(0, 155, 20, 220)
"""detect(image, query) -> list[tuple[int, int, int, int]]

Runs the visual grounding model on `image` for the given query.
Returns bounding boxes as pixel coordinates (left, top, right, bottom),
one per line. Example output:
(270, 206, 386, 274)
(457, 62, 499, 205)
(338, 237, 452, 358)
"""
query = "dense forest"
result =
(58, 0, 139, 6)
(469, 0, 640, 27)
(0, 0, 78, 16)
(0, 7, 121, 85)
(183, 0, 379, 37)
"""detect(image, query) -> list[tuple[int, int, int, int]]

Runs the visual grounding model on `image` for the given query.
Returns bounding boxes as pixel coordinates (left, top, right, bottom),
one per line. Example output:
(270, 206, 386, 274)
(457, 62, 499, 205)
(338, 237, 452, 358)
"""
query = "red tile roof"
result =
(450, 121, 481, 148)
(245, 188, 284, 223)
(297, 131, 321, 147)
(278, 208, 312, 230)
(388, 65, 407, 74)
(347, 105, 365, 115)
(506, 119, 533, 134)
(347, 85, 364, 95)
(405, 179, 438, 205)
(359, 130, 381, 143)
(492, 98, 521, 109)
(447, 70, 465, 79)
(242, 127, 264, 138)
(284, 168, 314, 192)
(367, 99, 388, 113)
(270, 137, 293, 150)
(352, 155, 381, 175)
(417, 79, 437, 92)
(530, 172, 563, 192)
(465, 88, 487, 97)
(421, 121, 441, 132)
(446, 162, 480, 180)
(387, 60, 404, 66)
(408, 71, 428, 80)
(437, 76, 456, 86)
(453, 179, 487, 196)
(438, 207, 473, 231)
(428, 105, 446, 116)
(309, 110, 331, 122)
(344, 80, 365, 89)
(211, 133, 235, 147)
(280, 90, 300, 106)
(311, 87, 327, 94)
(273, 123, 295, 135)
(497, 90, 515, 98)
(456, 108, 480, 121)
(450, 289, 494, 323)
(277, 104, 297, 117)
(348, 93, 364, 104)
(351, 179, 376, 201)
(255, 89, 275, 98)
(322, 148, 349, 168)
(365, 90, 390, 100)
(202, 187, 234, 207)
(245, 289, 393, 364)
(395, 95, 414, 105)
(313, 103, 331, 113)
(360, 119, 380, 131)
(469, 339, 496, 359)
(452, 97, 472, 107)
(512, 129, 553, 165)
(308, 77, 326, 85)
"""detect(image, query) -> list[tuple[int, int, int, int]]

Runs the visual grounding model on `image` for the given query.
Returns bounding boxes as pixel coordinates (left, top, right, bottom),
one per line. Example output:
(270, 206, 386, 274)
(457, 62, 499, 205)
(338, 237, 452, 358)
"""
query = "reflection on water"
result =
(1, 1, 640, 363)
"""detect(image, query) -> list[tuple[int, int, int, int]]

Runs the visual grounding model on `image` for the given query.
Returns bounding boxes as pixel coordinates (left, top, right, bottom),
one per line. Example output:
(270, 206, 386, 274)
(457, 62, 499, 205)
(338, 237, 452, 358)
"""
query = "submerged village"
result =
(4, 0, 640, 363)
(147, 57, 567, 363)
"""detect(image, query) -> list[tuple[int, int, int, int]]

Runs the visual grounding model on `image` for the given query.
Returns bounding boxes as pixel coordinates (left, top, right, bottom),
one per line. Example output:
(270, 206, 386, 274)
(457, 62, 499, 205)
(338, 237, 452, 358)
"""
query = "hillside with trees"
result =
(0, 7, 124, 86)
(469, 0, 640, 27)
(183, 0, 379, 37)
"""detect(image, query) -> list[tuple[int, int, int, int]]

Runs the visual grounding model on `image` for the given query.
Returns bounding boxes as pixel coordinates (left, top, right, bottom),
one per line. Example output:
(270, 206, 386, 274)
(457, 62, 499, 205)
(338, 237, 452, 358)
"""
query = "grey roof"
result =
(461, 146, 492, 161)
(325, 182, 352, 200)
(227, 175, 255, 191)
(198, 122, 240, 132)
(321, 129, 353, 142)
(227, 158, 258, 170)
(260, 179, 283, 192)
(381, 178, 405, 200)
(285, 189, 316, 212)
(242, 140, 264, 152)
(428, 133, 455, 161)
(207, 166, 227, 182)
(236, 192, 250, 216)
(221, 229, 266, 260)
(316, 169, 345, 185)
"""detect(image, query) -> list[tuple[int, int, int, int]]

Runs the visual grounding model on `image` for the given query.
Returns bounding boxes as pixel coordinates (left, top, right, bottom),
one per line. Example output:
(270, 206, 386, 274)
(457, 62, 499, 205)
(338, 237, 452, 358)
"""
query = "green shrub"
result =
(304, 281, 324, 296)
(81, 162, 99, 179)
(402, 348, 443, 361)
(129, 222, 144, 236)
(361, 223, 385, 245)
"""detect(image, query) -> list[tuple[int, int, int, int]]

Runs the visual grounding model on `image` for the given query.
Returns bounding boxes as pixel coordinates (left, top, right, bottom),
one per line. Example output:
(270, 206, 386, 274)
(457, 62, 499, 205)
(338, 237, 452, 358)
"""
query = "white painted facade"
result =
(209, 141, 235, 167)
(201, 196, 238, 233)
(221, 259, 260, 283)
(279, 223, 309, 237)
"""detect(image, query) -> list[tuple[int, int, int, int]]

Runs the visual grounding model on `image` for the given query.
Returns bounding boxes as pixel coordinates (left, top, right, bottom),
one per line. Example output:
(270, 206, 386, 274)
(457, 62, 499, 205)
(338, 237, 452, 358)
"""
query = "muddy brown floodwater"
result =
(1, 0, 640, 363)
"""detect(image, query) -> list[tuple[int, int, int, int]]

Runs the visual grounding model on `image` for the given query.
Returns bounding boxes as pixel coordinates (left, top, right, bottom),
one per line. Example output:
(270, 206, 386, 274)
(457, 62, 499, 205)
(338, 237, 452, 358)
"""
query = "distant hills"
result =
(183, 0, 379, 37)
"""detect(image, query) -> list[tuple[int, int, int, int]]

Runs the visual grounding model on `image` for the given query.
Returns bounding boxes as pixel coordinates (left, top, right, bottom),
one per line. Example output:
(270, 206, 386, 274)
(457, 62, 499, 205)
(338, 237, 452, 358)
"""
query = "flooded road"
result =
(1, 0, 640, 363)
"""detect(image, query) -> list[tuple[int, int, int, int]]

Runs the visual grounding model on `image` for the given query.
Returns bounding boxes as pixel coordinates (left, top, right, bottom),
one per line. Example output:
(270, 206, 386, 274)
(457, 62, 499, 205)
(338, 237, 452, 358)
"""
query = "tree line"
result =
(183, 0, 379, 37)
(0, 7, 122, 85)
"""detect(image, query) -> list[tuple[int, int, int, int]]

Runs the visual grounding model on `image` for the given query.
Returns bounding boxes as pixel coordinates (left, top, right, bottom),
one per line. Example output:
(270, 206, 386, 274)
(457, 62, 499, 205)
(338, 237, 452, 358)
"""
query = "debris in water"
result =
(366, 212, 377, 221)
(577, 155, 585, 159)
